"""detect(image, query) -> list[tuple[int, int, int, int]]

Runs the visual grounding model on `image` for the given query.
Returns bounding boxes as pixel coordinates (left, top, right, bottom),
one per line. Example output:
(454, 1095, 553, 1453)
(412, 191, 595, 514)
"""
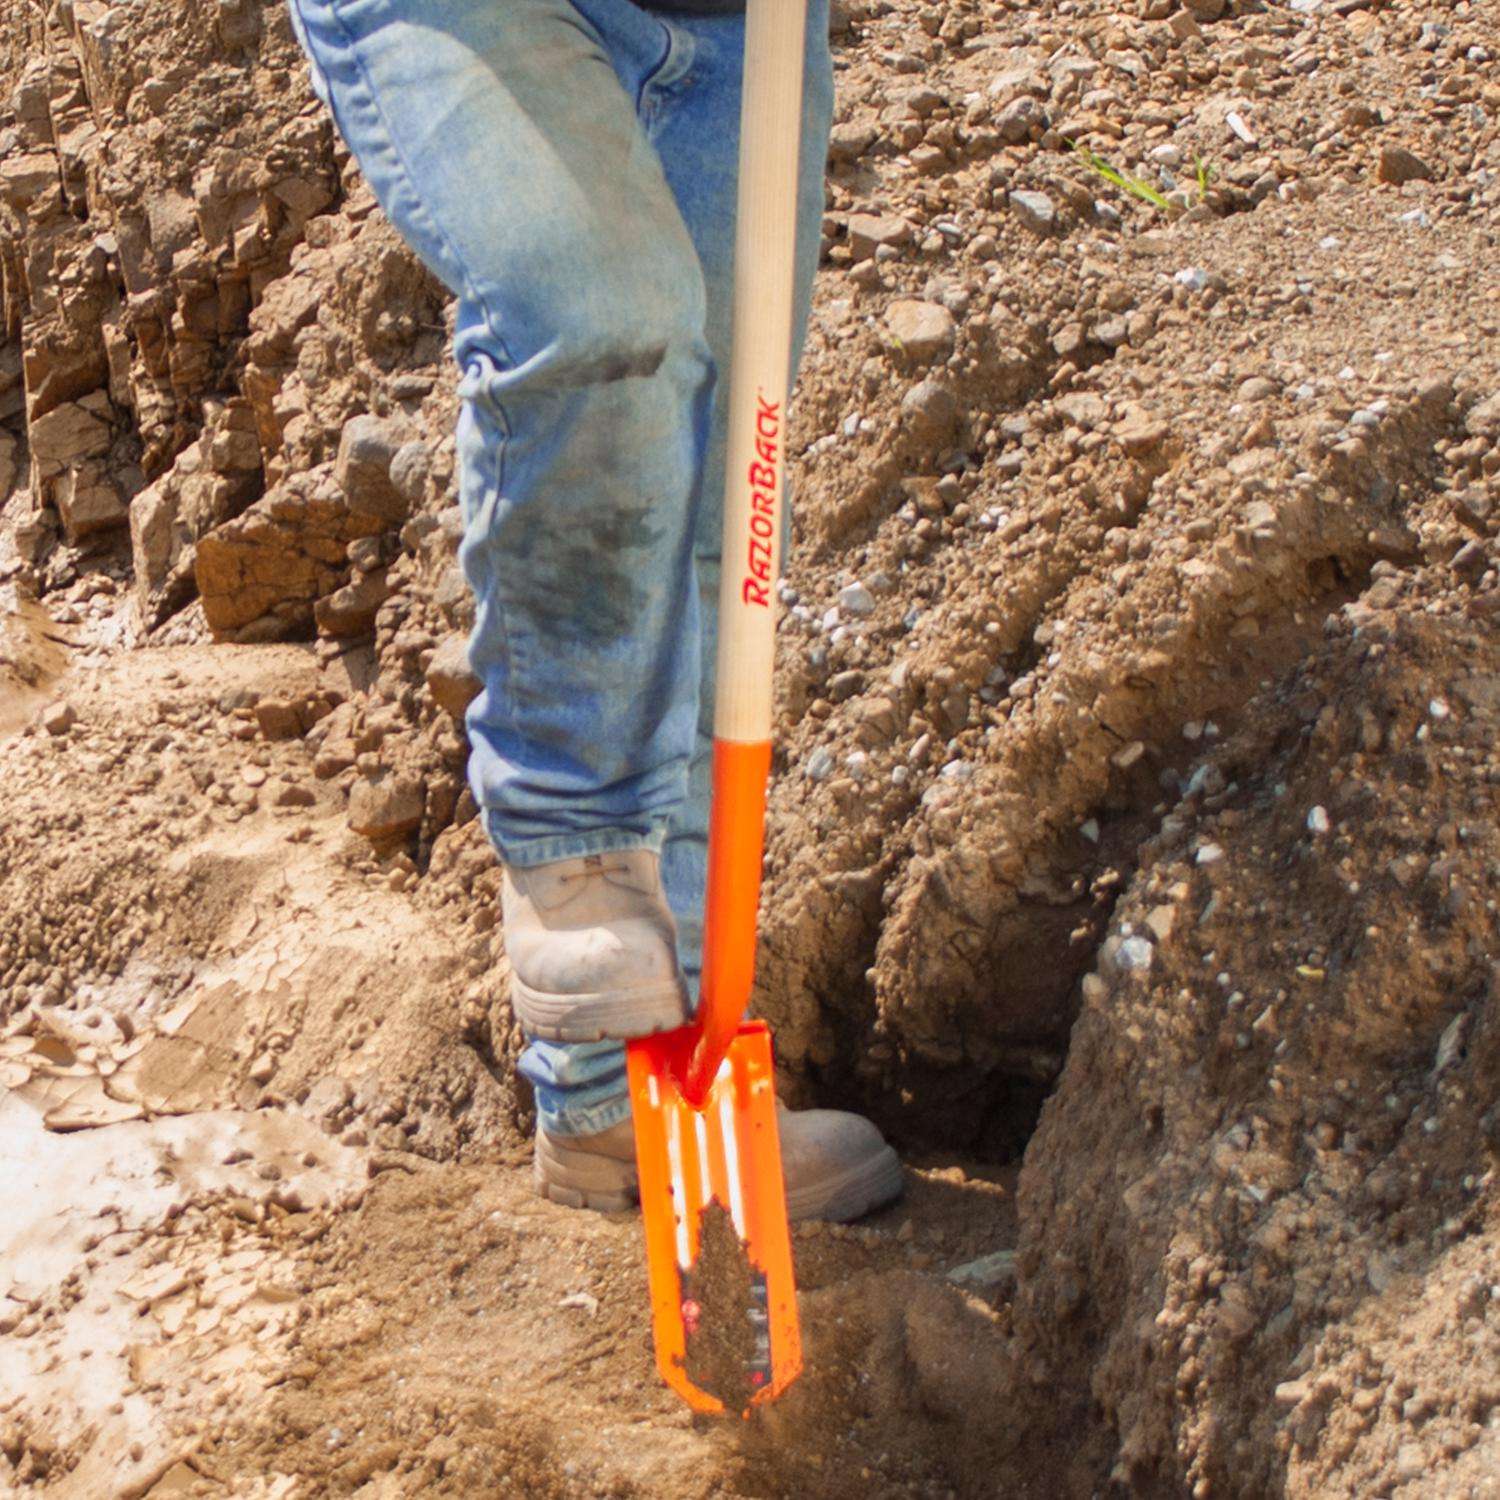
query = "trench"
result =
(796, 555, 1378, 1173)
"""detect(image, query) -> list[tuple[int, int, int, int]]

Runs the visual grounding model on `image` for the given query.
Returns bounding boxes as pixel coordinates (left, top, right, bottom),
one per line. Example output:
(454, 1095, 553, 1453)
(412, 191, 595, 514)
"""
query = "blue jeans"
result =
(288, 0, 833, 1135)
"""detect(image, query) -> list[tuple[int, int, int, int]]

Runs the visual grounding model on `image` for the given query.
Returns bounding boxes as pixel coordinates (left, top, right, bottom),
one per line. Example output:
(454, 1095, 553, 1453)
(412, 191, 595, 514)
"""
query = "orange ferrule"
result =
(681, 737, 772, 1105)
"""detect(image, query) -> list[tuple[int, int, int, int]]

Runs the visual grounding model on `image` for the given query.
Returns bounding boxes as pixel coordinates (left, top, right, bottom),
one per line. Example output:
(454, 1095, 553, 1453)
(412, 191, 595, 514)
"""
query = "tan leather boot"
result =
(535, 1103, 903, 1223)
(503, 850, 691, 1043)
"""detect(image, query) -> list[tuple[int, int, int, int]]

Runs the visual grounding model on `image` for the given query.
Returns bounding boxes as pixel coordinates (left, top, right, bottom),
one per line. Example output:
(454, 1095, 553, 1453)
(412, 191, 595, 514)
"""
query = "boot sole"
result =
(534, 1133, 905, 1224)
(511, 975, 689, 1044)
(533, 1129, 639, 1213)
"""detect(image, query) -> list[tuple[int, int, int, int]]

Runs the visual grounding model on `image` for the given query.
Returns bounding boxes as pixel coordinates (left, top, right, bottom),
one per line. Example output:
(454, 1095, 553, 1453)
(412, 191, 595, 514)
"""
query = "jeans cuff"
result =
(490, 820, 665, 869)
(537, 1089, 632, 1139)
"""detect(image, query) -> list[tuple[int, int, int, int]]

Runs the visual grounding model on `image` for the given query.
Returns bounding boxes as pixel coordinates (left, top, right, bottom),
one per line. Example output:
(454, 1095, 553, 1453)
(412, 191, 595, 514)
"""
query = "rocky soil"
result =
(2, 0, 1498, 1494)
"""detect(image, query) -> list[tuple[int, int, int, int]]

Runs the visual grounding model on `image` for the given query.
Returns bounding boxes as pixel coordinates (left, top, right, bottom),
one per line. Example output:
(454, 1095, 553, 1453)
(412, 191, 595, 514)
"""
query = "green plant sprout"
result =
(1069, 140, 1173, 212)
(1068, 141, 1221, 217)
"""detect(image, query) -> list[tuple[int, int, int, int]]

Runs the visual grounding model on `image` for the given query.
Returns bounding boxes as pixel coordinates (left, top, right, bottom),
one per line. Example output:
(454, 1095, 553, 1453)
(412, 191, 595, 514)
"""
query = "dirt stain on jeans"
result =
(569, 344, 668, 383)
(502, 495, 662, 645)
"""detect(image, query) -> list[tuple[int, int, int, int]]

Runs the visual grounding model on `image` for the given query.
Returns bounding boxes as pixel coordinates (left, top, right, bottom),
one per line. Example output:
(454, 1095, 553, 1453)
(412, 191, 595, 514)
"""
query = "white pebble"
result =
(805, 746, 835, 782)
(839, 582, 877, 617)
(1307, 805, 1330, 835)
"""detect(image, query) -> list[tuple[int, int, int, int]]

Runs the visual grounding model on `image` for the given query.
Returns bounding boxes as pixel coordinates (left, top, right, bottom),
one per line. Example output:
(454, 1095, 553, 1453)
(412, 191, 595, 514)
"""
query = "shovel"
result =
(624, 0, 809, 1417)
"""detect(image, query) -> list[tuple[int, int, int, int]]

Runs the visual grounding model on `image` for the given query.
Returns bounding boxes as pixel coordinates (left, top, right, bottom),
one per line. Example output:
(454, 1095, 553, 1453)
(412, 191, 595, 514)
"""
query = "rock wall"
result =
(0, 0, 448, 639)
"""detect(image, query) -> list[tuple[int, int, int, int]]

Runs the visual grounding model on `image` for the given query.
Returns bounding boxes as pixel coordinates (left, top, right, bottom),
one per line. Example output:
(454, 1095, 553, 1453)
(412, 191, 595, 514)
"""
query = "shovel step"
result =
(626, 1022, 802, 1415)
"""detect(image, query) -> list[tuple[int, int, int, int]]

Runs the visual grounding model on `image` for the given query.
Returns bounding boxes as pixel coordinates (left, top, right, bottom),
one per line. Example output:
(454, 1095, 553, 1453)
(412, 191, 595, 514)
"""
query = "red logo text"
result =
(742, 392, 781, 608)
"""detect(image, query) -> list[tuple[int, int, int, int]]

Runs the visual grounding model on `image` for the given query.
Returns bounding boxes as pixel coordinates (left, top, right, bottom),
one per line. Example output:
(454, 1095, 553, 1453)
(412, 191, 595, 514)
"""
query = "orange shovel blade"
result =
(626, 1022, 802, 1415)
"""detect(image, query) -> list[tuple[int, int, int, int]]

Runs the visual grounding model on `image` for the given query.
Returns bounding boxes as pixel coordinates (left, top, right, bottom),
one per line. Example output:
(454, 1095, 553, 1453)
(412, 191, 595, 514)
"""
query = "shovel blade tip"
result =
(627, 1024, 802, 1414)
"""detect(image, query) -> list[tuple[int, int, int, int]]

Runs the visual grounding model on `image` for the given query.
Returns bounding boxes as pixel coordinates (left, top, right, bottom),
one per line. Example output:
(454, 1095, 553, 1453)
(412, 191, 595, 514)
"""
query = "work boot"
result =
(535, 1104, 904, 1222)
(503, 850, 692, 1043)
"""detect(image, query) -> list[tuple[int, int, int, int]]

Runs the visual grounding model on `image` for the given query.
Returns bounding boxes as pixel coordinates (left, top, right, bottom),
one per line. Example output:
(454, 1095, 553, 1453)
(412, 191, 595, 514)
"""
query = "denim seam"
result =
(466, 387, 521, 728)
(635, 13, 694, 119)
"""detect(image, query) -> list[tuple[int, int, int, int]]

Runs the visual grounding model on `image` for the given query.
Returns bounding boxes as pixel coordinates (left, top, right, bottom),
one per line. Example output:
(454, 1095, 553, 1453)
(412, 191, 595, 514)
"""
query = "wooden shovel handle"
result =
(681, 0, 808, 1104)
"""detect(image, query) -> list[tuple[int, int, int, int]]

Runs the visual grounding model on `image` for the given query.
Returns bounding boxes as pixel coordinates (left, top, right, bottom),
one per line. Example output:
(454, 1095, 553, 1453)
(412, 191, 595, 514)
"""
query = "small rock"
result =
(1451, 540, 1488, 579)
(847, 213, 910, 262)
(388, 441, 432, 509)
(28, 401, 112, 466)
(828, 121, 877, 163)
(1052, 322, 1088, 361)
(348, 773, 425, 841)
(1145, 905, 1176, 942)
(1055, 392, 1108, 429)
(425, 635, 482, 718)
(314, 569, 393, 639)
(314, 741, 356, 780)
(1009, 189, 1056, 236)
(1466, 391, 1500, 436)
(255, 699, 306, 741)
(334, 415, 410, 528)
(1116, 417, 1169, 457)
(1094, 316, 1130, 349)
(1377, 146, 1434, 185)
(828, 669, 865, 703)
(805, 746, 836, 782)
(41, 701, 77, 736)
(910, 144, 948, 176)
(839, 581, 877, 617)
(900, 380, 958, 441)
(994, 96, 1043, 144)
(947, 1249, 1018, 1288)
(885, 300, 956, 364)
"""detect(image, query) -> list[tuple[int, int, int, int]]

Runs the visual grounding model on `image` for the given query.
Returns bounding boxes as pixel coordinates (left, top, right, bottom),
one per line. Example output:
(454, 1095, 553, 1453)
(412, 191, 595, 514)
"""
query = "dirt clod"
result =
(679, 1201, 766, 1415)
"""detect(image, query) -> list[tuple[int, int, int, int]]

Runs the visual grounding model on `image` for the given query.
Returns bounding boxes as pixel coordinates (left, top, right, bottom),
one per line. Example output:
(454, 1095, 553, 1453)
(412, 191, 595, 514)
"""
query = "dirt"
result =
(679, 1202, 766, 1415)
(2, 0, 1500, 1494)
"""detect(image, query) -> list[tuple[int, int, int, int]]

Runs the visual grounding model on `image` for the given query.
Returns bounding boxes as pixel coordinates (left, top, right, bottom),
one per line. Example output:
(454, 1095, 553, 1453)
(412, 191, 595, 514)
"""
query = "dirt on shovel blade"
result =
(678, 1200, 772, 1414)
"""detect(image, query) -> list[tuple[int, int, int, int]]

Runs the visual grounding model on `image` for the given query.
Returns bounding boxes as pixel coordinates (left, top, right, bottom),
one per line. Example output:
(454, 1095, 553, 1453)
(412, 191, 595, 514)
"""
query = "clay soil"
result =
(3, 0, 1500, 1495)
